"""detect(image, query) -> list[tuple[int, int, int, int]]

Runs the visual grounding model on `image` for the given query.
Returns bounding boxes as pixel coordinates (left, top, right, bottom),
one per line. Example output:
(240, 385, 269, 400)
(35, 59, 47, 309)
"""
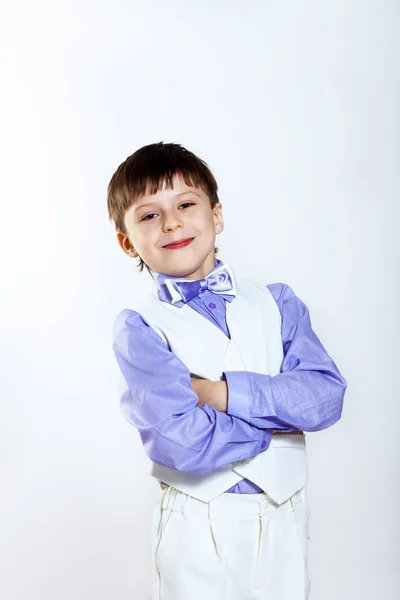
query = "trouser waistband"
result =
(159, 485, 302, 518)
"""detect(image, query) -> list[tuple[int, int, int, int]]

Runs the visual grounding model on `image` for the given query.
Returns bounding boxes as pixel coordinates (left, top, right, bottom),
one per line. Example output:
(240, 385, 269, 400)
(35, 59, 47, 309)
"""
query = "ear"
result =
(116, 232, 139, 258)
(213, 203, 224, 235)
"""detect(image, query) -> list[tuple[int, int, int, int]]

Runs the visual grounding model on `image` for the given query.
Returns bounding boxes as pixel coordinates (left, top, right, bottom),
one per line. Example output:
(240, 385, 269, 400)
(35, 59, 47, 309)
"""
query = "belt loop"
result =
(254, 498, 264, 583)
(163, 486, 174, 511)
(207, 499, 220, 558)
(160, 483, 169, 510)
(260, 492, 270, 515)
(289, 496, 295, 512)
(208, 498, 213, 520)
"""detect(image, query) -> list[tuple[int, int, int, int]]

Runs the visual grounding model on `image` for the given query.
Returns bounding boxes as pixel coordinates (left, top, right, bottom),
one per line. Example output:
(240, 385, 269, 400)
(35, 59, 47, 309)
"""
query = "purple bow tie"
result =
(163, 263, 236, 305)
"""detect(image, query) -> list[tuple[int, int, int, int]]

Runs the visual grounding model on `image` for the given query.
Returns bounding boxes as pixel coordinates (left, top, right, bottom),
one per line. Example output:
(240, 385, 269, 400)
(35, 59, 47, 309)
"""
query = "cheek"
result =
(135, 227, 157, 249)
(192, 212, 215, 233)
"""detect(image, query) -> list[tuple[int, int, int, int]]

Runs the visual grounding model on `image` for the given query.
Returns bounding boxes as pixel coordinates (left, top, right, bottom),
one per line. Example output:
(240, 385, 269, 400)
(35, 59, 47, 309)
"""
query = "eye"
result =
(179, 202, 194, 209)
(141, 213, 157, 221)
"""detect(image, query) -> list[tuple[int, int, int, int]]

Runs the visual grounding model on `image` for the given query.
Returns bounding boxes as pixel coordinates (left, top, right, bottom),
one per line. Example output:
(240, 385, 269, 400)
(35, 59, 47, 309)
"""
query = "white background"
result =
(1, 1, 398, 598)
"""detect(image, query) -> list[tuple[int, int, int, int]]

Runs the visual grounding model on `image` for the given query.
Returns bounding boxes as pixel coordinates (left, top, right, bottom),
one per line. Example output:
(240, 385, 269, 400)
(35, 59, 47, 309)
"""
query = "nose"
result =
(162, 212, 184, 233)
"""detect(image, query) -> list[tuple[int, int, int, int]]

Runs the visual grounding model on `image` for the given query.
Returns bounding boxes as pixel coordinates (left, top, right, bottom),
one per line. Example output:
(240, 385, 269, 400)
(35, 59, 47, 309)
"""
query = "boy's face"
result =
(118, 175, 224, 280)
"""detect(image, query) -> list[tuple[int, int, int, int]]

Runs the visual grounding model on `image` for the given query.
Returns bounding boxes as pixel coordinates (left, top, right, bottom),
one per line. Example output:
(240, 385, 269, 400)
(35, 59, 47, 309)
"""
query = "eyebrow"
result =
(134, 190, 202, 212)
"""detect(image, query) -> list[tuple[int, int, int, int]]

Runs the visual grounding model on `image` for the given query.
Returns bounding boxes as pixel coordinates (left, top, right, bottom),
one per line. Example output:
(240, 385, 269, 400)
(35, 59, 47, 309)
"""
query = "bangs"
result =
(130, 169, 210, 202)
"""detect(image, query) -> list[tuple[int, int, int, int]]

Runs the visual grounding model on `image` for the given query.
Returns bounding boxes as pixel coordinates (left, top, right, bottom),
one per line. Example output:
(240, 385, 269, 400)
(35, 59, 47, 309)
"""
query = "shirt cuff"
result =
(223, 371, 276, 422)
(223, 371, 252, 420)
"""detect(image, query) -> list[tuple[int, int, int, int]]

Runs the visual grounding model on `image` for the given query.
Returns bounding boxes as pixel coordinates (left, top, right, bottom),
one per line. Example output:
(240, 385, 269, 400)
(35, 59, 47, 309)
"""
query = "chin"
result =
(150, 245, 215, 278)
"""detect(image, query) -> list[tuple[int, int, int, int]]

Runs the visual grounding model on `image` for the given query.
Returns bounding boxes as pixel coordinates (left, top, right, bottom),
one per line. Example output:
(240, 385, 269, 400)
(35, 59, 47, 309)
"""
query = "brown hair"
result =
(107, 142, 219, 275)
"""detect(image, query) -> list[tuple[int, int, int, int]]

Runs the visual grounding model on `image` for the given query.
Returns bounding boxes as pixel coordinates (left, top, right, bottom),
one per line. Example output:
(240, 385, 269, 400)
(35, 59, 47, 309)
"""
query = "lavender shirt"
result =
(113, 260, 347, 494)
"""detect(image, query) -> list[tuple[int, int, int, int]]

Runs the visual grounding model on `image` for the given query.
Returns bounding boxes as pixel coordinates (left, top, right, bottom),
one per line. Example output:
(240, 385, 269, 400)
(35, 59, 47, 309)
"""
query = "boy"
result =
(108, 142, 347, 600)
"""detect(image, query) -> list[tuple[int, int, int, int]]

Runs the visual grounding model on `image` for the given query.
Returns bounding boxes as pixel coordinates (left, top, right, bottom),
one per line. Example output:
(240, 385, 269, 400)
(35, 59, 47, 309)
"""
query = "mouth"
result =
(162, 237, 195, 250)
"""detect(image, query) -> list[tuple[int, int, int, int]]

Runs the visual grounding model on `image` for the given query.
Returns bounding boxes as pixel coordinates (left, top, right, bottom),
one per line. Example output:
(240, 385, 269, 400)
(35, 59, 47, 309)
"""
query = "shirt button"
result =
(261, 440, 267, 449)
(208, 302, 216, 309)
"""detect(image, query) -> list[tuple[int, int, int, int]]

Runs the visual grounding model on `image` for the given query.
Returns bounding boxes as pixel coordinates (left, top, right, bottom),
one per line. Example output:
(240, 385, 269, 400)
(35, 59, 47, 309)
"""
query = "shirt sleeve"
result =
(113, 308, 271, 476)
(223, 283, 347, 432)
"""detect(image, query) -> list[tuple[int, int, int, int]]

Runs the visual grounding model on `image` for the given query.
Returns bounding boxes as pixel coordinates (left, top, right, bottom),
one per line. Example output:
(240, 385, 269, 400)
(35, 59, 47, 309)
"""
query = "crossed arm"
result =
(190, 377, 304, 434)
(112, 284, 347, 475)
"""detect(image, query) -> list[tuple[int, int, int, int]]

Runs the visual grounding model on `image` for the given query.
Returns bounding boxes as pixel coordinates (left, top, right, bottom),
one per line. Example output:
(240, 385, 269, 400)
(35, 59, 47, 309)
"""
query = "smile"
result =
(162, 238, 195, 250)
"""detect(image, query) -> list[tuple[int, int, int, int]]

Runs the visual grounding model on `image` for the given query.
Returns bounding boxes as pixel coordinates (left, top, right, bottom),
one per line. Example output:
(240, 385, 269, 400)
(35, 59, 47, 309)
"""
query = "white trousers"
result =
(152, 485, 310, 600)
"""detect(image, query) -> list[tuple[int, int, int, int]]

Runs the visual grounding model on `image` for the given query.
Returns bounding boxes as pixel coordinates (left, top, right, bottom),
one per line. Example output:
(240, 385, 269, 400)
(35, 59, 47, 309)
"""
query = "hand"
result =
(190, 378, 228, 413)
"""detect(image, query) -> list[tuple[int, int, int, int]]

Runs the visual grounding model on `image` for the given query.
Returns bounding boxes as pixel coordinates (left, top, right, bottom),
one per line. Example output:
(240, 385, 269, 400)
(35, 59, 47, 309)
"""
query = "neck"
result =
(155, 258, 222, 284)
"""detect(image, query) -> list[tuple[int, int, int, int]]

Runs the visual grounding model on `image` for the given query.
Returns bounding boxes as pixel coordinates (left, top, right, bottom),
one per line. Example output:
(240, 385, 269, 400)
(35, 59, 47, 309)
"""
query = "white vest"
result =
(131, 278, 308, 504)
